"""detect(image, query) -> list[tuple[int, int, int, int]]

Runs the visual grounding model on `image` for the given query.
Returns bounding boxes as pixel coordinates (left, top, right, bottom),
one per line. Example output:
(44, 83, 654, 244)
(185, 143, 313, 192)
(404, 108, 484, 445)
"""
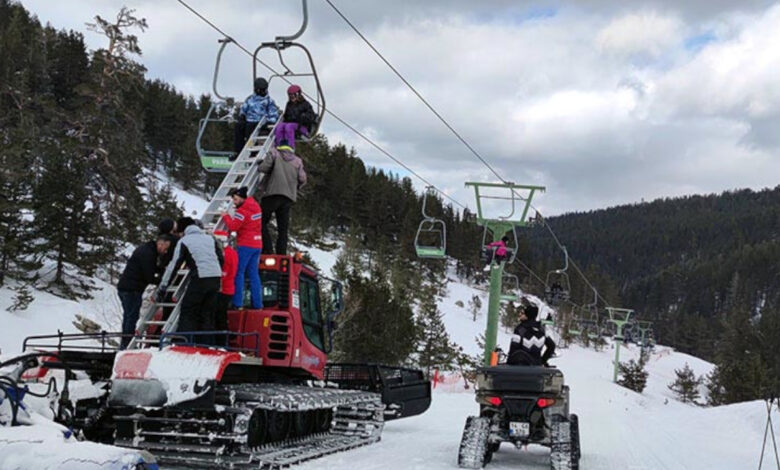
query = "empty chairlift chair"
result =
(415, 186, 447, 259)
(500, 272, 520, 302)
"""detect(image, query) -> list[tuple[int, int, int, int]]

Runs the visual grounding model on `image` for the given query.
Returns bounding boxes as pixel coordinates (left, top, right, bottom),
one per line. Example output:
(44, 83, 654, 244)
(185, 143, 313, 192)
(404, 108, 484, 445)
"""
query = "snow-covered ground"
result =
(2, 181, 777, 469)
(302, 342, 774, 470)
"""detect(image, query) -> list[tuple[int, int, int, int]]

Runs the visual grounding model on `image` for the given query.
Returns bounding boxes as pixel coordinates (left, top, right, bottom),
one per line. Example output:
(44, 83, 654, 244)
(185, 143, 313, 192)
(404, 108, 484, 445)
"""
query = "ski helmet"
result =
(254, 77, 269, 96)
(287, 84, 302, 96)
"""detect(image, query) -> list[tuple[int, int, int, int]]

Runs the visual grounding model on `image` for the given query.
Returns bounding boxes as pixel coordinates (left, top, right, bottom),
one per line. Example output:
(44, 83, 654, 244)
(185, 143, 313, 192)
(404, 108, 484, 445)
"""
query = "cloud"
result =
(596, 11, 684, 57)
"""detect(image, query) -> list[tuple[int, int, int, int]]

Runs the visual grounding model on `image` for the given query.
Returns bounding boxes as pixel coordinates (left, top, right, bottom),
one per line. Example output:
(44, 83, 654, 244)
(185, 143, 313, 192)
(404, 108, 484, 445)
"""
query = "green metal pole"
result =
(483, 262, 504, 366)
(613, 327, 622, 383)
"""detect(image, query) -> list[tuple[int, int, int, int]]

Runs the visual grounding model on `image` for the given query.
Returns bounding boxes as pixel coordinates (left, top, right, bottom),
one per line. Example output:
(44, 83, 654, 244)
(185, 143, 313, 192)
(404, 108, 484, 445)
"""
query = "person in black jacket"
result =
(274, 84, 316, 149)
(118, 235, 172, 348)
(507, 303, 556, 366)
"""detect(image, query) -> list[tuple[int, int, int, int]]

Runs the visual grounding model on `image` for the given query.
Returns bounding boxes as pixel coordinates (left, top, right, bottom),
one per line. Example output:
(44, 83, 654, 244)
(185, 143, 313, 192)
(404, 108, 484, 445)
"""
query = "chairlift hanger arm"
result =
(276, 0, 309, 43)
(212, 37, 235, 101)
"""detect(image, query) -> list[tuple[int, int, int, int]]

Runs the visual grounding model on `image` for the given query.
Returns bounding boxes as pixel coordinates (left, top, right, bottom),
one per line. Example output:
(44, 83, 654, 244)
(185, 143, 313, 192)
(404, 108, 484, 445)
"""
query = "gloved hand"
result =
(155, 287, 167, 303)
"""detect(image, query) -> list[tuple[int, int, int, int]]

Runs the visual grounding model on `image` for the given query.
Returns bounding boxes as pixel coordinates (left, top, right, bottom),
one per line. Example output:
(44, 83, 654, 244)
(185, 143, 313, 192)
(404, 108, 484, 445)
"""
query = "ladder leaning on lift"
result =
(132, 2, 328, 348)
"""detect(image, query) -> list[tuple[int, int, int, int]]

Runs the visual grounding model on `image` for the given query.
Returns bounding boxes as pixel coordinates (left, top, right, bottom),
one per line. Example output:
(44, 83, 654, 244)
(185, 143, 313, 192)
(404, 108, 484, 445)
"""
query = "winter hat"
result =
(287, 84, 301, 95)
(213, 230, 229, 243)
(158, 218, 175, 235)
(523, 304, 539, 322)
(228, 186, 249, 199)
(501, 235, 510, 244)
(177, 217, 196, 232)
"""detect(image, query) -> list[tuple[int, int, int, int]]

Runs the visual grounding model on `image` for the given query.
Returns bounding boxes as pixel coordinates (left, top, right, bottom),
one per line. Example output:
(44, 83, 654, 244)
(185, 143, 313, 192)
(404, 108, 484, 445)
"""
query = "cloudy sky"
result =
(21, 0, 780, 216)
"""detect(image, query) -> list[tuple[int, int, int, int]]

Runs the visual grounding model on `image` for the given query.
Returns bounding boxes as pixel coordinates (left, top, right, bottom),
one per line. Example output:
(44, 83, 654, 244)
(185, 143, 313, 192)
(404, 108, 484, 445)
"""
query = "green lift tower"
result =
(465, 181, 545, 366)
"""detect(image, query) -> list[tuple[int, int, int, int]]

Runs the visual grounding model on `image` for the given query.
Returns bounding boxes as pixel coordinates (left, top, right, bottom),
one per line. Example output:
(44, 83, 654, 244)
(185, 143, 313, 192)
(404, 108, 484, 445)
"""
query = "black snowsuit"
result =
(283, 99, 316, 131)
(507, 320, 556, 366)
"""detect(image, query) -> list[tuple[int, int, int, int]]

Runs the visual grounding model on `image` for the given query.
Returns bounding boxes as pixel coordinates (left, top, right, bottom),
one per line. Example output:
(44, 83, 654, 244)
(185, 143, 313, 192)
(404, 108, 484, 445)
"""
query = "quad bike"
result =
(458, 351, 580, 469)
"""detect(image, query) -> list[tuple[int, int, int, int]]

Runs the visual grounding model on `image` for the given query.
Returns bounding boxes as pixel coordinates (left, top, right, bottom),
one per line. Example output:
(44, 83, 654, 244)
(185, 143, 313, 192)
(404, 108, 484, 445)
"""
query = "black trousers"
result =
(215, 292, 232, 347)
(179, 277, 220, 346)
(233, 120, 258, 156)
(261, 195, 294, 255)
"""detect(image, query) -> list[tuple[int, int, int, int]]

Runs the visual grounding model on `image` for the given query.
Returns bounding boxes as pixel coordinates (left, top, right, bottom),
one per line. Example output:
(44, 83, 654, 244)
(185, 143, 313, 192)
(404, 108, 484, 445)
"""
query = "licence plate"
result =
(509, 421, 530, 437)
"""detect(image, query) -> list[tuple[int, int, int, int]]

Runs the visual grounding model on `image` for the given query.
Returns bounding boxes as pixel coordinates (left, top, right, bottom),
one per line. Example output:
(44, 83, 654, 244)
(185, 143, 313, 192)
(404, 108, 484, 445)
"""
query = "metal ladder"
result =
(128, 119, 278, 350)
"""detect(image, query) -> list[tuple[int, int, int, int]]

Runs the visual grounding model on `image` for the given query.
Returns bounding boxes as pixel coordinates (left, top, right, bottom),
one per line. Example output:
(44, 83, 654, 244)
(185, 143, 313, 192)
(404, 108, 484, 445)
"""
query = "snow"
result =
(0, 425, 156, 470)
(302, 343, 774, 470)
(0, 277, 121, 356)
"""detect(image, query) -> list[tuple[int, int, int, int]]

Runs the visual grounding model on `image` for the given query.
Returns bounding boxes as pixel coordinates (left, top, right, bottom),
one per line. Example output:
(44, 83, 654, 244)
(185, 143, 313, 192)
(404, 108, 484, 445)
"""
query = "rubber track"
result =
(115, 383, 385, 469)
(457, 416, 490, 469)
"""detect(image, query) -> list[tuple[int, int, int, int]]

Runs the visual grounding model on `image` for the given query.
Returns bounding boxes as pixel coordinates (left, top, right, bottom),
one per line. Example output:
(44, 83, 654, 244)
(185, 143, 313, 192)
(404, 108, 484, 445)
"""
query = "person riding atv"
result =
(458, 302, 579, 469)
(507, 303, 556, 367)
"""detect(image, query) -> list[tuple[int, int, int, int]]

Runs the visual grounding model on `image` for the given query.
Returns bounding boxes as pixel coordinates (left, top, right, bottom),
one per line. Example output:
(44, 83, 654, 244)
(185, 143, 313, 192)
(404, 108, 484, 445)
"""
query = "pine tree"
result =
(705, 368, 727, 406)
(415, 279, 458, 377)
(668, 363, 702, 403)
(332, 268, 417, 365)
(617, 358, 648, 393)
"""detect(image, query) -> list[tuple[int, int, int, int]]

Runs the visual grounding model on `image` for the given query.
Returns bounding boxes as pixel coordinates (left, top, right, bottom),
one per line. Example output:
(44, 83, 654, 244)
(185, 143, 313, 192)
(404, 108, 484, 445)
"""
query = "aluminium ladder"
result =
(127, 119, 278, 349)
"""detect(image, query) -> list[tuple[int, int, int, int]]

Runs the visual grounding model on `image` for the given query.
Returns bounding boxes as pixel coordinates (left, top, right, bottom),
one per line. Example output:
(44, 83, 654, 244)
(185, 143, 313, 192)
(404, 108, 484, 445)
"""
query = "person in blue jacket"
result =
(232, 77, 279, 159)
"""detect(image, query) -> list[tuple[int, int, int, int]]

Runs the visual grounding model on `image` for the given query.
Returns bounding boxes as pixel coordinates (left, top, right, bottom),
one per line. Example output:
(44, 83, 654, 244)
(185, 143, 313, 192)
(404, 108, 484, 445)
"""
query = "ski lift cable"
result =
(175, 0, 467, 211)
(326, 0, 613, 308)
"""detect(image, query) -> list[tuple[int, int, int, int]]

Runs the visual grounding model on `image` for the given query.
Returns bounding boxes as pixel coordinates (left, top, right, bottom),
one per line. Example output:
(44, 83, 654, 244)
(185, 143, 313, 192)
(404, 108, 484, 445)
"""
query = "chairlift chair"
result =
(414, 186, 447, 259)
(544, 246, 571, 305)
(568, 315, 582, 337)
(195, 37, 250, 173)
(500, 272, 520, 302)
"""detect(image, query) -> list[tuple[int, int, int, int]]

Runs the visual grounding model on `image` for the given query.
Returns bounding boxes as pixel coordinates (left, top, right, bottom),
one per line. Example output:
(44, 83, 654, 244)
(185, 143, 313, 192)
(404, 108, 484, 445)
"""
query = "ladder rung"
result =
(144, 321, 167, 325)
(153, 303, 178, 307)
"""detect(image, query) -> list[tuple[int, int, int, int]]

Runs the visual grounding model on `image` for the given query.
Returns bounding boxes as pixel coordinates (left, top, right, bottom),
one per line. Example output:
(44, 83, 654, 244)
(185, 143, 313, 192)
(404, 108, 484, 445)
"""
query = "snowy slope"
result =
(302, 342, 773, 470)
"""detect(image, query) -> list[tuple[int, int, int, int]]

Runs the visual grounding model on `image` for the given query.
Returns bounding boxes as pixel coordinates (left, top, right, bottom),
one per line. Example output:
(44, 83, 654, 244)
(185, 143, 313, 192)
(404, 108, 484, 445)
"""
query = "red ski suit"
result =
(222, 196, 263, 249)
(220, 246, 238, 295)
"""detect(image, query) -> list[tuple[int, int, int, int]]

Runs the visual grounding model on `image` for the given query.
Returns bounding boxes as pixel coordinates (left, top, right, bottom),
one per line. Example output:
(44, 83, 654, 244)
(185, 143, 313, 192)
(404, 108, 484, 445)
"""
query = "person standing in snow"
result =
(213, 230, 238, 346)
(258, 141, 307, 255)
(233, 77, 279, 159)
(118, 235, 172, 349)
(221, 187, 263, 309)
(274, 84, 316, 149)
(507, 303, 556, 366)
(483, 235, 511, 271)
(156, 217, 224, 346)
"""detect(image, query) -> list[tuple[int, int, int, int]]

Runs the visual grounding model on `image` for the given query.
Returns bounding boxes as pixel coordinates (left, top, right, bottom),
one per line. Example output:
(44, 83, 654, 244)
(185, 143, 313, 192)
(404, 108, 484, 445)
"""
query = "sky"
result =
(20, 0, 780, 216)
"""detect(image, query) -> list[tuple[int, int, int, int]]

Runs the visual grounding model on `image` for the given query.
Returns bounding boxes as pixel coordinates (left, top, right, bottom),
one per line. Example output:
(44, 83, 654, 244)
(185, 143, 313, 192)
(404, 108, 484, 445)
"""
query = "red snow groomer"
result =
(22, 254, 431, 469)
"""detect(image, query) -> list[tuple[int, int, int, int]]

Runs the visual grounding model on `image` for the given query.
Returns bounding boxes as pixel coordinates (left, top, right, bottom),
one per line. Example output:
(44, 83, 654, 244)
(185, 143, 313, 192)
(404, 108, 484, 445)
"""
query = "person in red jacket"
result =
(221, 186, 263, 309)
(213, 230, 238, 346)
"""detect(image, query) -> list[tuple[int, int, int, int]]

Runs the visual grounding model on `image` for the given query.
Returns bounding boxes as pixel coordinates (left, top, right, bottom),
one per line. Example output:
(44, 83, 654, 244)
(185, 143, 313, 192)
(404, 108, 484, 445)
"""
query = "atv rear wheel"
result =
(458, 416, 490, 468)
